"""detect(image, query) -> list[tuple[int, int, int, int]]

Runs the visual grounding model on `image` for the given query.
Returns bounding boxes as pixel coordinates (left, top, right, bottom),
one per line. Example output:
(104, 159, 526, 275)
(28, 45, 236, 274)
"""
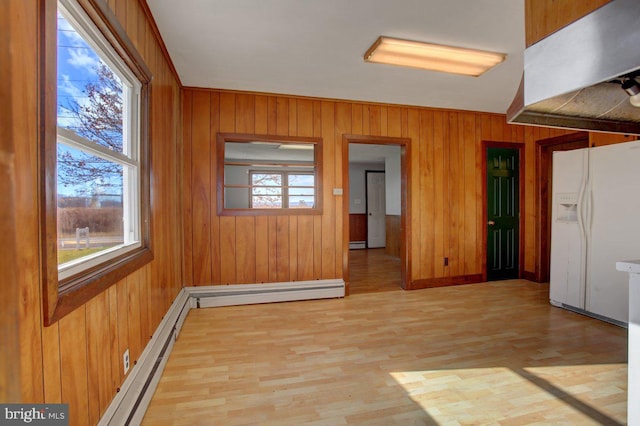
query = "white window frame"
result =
(57, 0, 142, 280)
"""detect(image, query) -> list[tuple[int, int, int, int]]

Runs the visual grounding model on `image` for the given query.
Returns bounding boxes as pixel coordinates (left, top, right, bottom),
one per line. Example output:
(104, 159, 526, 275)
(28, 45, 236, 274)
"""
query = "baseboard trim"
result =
(409, 274, 484, 290)
(99, 279, 345, 425)
(99, 288, 191, 426)
(187, 279, 345, 309)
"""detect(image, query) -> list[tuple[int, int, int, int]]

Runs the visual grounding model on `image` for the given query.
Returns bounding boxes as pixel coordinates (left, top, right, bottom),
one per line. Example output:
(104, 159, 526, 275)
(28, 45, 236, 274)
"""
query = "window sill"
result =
(46, 247, 153, 325)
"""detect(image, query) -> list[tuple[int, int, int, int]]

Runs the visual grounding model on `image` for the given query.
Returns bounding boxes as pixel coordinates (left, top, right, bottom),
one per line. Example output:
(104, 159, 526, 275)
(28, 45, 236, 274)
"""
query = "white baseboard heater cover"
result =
(187, 279, 345, 309)
(99, 279, 345, 425)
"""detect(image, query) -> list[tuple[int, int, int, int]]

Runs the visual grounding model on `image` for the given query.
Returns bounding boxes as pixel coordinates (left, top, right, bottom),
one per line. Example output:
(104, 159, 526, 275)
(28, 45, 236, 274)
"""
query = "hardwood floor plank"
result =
(144, 256, 627, 425)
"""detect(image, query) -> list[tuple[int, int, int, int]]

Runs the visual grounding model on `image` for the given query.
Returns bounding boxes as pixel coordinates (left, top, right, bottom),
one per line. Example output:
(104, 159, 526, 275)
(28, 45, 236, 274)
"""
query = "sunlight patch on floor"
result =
(390, 364, 627, 425)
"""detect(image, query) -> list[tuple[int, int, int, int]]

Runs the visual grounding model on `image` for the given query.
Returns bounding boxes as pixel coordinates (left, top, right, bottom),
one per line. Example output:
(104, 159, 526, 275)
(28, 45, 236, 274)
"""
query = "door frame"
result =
(482, 141, 525, 282)
(342, 134, 411, 295)
(365, 170, 386, 248)
(534, 132, 589, 282)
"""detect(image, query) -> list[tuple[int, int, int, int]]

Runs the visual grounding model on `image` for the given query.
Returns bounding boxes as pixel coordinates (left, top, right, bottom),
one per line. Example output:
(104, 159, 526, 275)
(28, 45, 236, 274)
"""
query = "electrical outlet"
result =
(123, 349, 130, 375)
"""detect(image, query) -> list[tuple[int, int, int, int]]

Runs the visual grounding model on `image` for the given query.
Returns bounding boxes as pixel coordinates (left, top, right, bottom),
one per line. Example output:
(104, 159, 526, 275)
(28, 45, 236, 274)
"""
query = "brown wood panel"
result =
(349, 214, 367, 242)
(321, 101, 336, 279)
(369, 105, 381, 136)
(59, 307, 90, 426)
(235, 93, 255, 134)
(219, 92, 236, 133)
(1, 0, 19, 403)
(334, 103, 350, 278)
(448, 112, 461, 276)
(419, 110, 434, 279)
(289, 98, 298, 136)
(86, 292, 112, 424)
(254, 95, 269, 134)
(254, 216, 269, 283)
(107, 285, 120, 394)
(12, 0, 44, 403)
(313, 216, 323, 280)
(385, 215, 401, 258)
(525, 0, 611, 46)
(236, 216, 256, 284)
(267, 96, 278, 135)
(209, 92, 221, 285)
(126, 272, 143, 364)
(220, 216, 238, 284)
(276, 216, 291, 282)
(268, 216, 279, 282)
(41, 322, 61, 403)
(115, 278, 129, 385)
(182, 91, 194, 285)
(387, 107, 402, 137)
(289, 216, 299, 280)
(191, 91, 213, 284)
(463, 114, 478, 275)
(351, 104, 363, 135)
(433, 111, 445, 277)
(297, 99, 314, 137)
(297, 216, 315, 280)
(276, 97, 289, 136)
(590, 132, 638, 147)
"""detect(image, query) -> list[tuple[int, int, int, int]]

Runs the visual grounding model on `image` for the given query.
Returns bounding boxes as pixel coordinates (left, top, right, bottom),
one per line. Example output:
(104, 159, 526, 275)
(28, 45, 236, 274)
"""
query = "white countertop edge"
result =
(616, 260, 640, 273)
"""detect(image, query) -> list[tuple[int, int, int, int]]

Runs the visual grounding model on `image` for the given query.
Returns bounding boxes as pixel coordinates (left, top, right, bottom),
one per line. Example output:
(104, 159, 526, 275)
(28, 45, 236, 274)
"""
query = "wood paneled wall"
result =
(182, 88, 575, 288)
(9, 1, 182, 425)
(525, 0, 611, 46)
(1, 0, 20, 402)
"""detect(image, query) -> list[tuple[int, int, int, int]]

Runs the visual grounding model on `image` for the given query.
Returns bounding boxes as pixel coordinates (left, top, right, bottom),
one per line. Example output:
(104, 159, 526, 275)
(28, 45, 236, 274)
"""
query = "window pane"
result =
(57, 144, 124, 265)
(252, 196, 283, 208)
(288, 187, 314, 196)
(288, 174, 314, 186)
(57, 13, 125, 154)
(252, 187, 282, 196)
(252, 173, 281, 186)
(288, 196, 314, 208)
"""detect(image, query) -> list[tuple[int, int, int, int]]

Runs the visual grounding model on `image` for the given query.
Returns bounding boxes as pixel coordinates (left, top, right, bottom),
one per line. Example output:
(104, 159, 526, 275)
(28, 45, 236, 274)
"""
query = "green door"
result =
(487, 148, 519, 281)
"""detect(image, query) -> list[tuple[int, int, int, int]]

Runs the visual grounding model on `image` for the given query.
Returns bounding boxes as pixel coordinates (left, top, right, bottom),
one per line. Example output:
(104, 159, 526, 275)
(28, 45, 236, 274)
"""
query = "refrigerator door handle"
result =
(576, 150, 590, 308)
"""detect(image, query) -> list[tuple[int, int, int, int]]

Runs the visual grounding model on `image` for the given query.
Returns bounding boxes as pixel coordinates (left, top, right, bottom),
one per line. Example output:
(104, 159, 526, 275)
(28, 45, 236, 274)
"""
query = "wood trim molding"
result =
(534, 132, 589, 283)
(481, 141, 526, 282)
(216, 132, 323, 216)
(342, 134, 411, 293)
(410, 274, 484, 290)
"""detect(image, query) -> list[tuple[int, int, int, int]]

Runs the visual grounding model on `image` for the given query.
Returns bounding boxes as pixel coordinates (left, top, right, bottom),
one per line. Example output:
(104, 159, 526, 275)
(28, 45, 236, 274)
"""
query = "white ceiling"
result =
(147, 0, 525, 114)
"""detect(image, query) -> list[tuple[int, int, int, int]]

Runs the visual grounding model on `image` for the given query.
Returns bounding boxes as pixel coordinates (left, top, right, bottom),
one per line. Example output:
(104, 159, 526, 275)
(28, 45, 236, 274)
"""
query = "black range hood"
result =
(507, 0, 640, 134)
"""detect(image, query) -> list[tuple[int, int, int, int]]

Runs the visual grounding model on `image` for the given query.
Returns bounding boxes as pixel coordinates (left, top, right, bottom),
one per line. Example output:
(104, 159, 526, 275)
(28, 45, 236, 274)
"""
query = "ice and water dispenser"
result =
(556, 193, 579, 223)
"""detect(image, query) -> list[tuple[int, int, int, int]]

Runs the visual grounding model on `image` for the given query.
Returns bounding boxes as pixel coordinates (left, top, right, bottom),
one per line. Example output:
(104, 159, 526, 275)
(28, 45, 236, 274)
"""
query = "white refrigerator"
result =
(550, 139, 640, 325)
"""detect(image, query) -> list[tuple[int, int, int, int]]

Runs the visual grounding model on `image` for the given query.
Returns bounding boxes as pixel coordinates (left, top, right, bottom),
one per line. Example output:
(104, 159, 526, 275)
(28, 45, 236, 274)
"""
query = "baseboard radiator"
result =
(99, 279, 345, 425)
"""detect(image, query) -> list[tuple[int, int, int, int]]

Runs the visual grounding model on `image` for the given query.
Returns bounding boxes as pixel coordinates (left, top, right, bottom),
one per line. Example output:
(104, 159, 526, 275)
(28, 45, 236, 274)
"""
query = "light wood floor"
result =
(348, 248, 402, 294)
(144, 268, 628, 424)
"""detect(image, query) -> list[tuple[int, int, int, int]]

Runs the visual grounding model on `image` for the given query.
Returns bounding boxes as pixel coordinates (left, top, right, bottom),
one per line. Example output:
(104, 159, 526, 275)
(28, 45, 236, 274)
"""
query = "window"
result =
(41, 0, 152, 325)
(218, 133, 322, 215)
(250, 171, 315, 209)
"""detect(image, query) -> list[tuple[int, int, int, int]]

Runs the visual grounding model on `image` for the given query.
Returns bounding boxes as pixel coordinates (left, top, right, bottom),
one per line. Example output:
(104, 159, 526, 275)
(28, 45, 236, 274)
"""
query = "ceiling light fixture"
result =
(364, 36, 506, 77)
(622, 78, 640, 107)
(277, 144, 314, 150)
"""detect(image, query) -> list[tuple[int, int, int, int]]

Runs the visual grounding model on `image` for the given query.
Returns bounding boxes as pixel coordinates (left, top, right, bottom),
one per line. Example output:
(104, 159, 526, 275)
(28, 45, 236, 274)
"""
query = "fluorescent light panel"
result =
(364, 36, 506, 77)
